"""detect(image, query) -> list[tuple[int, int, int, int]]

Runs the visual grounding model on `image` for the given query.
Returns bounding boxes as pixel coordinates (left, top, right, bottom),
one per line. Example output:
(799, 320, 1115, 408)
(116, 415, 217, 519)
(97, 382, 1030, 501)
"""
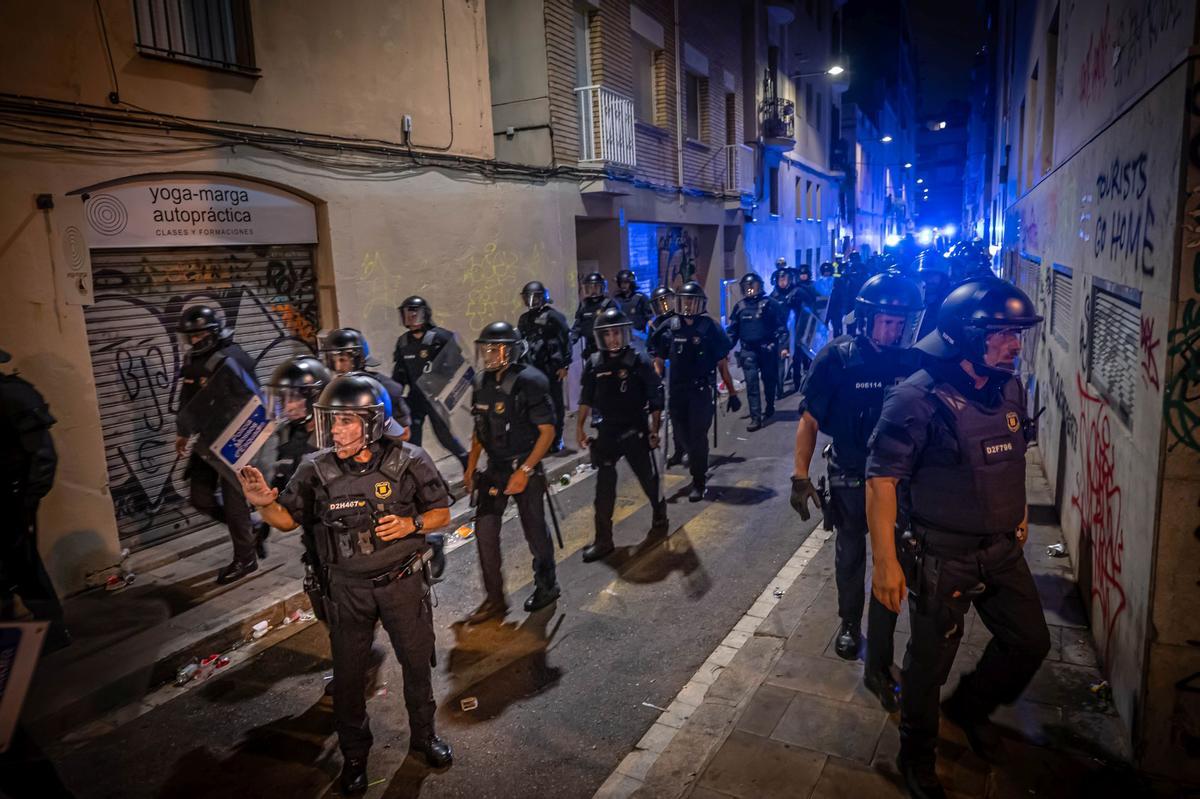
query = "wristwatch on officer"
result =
(411, 514, 424, 533)
(520, 463, 535, 476)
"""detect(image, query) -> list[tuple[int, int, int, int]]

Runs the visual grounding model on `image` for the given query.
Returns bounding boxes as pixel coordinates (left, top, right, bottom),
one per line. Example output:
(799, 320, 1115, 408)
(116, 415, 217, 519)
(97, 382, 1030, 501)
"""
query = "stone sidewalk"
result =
(598, 459, 1174, 799)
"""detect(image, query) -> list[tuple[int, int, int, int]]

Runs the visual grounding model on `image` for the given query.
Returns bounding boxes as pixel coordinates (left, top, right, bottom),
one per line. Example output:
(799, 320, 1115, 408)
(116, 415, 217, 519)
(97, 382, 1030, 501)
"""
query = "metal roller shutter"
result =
(84, 244, 319, 549)
(1088, 279, 1141, 426)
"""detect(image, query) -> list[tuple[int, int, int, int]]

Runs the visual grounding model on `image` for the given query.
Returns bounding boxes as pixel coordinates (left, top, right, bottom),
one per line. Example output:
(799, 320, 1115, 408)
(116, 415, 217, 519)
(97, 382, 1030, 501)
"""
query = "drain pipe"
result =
(673, 0, 684, 206)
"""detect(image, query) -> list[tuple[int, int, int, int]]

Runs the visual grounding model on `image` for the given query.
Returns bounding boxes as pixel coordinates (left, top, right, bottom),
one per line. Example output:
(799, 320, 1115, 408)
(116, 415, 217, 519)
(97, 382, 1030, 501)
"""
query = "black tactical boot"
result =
(215, 558, 257, 585)
(648, 505, 670, 537)
(666, 451, 685, 468)
(688, 480, 705, 502)
(747, 417, 763, 432)
(941, 690, 1004, 762)
(464, 599, 507, 625)
(523, 583, 561, 612)
(863, 668, 901, 713)
(896, 756, 945, 799)
(764, 403, 775, 419)
(339, 755, 369, 795)
(834, 620, 862, 660)
(411, 734, 453, 768)
(582, 541, 615, 563)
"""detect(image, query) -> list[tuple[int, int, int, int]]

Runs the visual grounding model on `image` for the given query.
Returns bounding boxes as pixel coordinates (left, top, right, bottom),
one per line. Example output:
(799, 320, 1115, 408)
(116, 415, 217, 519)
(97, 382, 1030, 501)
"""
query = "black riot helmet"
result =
(521, 281, 550, 310)
(948, 248, 993, 282)
(913, 250, 952, 297)
(313, 372, 389, 457)
(819, 261, 834, 278)
(615, 269, 637, 294)
(676, 281, 707, 317)
(177, 304, 227, 354)
(770, 267, 791, 289)
(593, 307, 633, 353)
(398, 296, 432, 330)
(319, 327, 376, 372)
(265, 355, 332, 422)
(475, 321, 522, 372)
(739, 273, 765, 299)
(854, 272, 926, 349)
(795, 263, 813, 282)
(916, 276, 1043, 377)
(650, 285, 675, 316)
(581, 271, 607, 299)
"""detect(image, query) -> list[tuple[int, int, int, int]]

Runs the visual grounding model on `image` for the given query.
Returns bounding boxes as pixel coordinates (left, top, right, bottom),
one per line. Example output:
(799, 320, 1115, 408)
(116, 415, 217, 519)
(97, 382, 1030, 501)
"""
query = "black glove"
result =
(790, 477, 822, 521)
(726, 394, 742, 413)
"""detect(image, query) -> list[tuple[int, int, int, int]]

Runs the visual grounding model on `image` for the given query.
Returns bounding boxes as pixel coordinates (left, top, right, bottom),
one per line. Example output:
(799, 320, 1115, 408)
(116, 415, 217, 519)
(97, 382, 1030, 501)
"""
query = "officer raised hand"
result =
(236, 465, 278, 506)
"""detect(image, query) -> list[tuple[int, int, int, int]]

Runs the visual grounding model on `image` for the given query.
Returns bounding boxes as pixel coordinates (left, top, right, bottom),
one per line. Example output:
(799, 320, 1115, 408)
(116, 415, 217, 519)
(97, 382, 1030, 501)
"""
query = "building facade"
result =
(977, 0, 1199, 780)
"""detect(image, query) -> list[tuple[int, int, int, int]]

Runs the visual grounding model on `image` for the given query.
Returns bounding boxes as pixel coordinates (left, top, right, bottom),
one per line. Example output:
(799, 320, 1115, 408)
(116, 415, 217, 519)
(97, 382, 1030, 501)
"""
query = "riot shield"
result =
(177, 355, 277, 482)
(796, 301, 832, 361)
(414, 333, 476, 446)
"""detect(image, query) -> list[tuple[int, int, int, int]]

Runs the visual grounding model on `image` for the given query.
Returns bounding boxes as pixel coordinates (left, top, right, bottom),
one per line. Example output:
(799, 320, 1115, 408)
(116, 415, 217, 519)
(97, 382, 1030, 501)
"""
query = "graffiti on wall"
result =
(1073, 0, 1186, 106)
(1072, 372, 1128, 655)
(1141, 316, 1162, 392)
(1091, 152, 1158, 276)
(1048, 352, 1079, 450)
(1166, 295, 1200, 454)
(89, 253, 317, 543)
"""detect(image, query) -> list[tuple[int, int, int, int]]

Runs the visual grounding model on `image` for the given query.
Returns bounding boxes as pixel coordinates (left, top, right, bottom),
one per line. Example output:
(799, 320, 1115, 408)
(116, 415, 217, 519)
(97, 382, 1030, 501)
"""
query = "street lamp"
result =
(903, 162, 913, 168)
(880, 135, 893, 143)
(916, 177, 924, 184)
(792, 64, 849, 79)
(826, 65, 845, 76)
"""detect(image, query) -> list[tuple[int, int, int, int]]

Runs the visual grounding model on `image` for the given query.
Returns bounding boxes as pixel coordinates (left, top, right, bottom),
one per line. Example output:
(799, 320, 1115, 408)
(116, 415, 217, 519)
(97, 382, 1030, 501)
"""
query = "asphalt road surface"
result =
(42, 401, 822, 799)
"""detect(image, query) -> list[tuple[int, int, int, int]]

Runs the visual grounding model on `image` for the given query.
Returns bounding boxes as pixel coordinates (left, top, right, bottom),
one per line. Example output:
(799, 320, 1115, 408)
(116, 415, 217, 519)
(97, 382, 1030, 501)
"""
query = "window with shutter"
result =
(1087, 278, 1141, 426)
(1050, 264, 1073, 347)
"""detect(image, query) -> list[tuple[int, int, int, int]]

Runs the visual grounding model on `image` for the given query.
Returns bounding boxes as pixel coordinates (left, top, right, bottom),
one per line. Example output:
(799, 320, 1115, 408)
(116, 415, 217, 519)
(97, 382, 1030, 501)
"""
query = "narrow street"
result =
(45, 405, 819, 799)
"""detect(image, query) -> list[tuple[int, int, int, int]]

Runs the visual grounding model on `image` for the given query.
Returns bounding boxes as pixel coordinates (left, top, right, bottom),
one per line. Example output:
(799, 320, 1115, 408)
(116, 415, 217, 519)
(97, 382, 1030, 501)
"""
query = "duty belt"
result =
(912, 521, 1012, 556)
(336, 547, 433, 587)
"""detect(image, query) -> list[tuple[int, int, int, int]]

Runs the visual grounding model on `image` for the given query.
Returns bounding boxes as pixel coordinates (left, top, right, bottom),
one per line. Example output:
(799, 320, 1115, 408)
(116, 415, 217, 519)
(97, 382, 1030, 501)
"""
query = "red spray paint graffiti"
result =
(1077, 7, 1112, 107)
(1141, 316, 1161, 391)
(1071, 373, 1127, 652)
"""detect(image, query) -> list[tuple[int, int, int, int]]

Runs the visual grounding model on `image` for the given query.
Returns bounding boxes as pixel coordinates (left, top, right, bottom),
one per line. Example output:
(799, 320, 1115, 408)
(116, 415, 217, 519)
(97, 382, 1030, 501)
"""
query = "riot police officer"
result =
(647, 286, 687, 468)
(865, 277, 1050, 798)
(464, 322, 560, 624)
(237, 374, 454, 792)
(727, 273, 789, 431)
(260, 356, 333, 645)
(518, 281, 571, 451)
(827, 254, 871, 337)
(320, 327, 412, 440)
(576, 308, 668, 562)
(0, 348, 69, 650)
(612, 269, 653, 332)
(651, 282, 739, 501)
(174, 305, 262, 584)
(570, 272, 618, 360)
(391, 297, 470, 468)
(913, 250, 953, 339)
(790, 273, 925, 714)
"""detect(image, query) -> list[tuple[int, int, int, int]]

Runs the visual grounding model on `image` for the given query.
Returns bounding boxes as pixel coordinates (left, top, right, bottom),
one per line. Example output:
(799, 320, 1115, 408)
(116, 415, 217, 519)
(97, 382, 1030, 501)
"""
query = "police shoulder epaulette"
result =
(588, 351, 604, 370)
(312, 448, 343, 486)
(377, 440, 412, 482)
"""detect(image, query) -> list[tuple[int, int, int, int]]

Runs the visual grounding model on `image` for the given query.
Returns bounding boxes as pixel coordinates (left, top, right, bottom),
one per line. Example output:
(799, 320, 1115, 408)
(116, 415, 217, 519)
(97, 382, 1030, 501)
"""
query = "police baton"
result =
(647, 429, 665, 506)
(712, 381, 719, 449)
(543, 478, 565, 549)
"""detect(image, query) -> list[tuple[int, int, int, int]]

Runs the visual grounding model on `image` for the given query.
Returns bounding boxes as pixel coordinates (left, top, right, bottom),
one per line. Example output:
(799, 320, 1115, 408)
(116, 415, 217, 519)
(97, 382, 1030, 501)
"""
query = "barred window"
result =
(133, 0, 258, 75)
(1087, 278, 1141, 425)
(1050, 264, 1073, 347)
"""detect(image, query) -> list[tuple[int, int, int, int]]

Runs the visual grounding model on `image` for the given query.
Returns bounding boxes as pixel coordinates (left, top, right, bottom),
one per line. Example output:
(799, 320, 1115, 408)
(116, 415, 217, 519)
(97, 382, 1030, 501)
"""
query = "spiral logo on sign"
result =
(62, 225, 87, 268)
(86, 193, 128, 236)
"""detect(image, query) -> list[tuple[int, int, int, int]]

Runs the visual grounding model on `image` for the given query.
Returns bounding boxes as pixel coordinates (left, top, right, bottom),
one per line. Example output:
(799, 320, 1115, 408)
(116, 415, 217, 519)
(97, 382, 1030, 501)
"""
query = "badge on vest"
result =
(981, 435, 1017, 463)
(374, 481, 392, 499)
(1006, 411, 1020, 432)
(420, 349, 428, 359)
(494, 401, 505, 414)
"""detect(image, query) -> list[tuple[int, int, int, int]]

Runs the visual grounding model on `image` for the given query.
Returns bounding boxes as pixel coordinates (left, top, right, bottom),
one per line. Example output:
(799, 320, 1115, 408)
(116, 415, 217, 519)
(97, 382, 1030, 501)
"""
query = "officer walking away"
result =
(463, 322, 561, 624)
(0, 348, 70, 651)
(391, 297, 470, 468)
(865, 277, 1050, 798)
(912, 250, 953, 339)
(570, 272, 618, 360)
(518, 281, 572, 452)
(727, 273, 789, 431)
(651, 282, 739, 501)
(611, 269, 653, 332)
(576, 309, 668, 562)
(320, 327, 412, 440)
(174, 305, 262, 584)
(790, 273, 925, 714)
(237, 373, 454, 793)
(827, 253, 870, 337)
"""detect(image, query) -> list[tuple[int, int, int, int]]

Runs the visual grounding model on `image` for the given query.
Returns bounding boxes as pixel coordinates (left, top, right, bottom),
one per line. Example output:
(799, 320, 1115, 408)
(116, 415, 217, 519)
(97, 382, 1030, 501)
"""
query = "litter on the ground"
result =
(455, 522, 476, 540)
(773, 587, 785, 598)
(1047, 542, 1068, 557)
(1089, 680, 1112, 703)
(641, 702, 669, 712)
(298, 609, 316, 622)
(460, 697, 479, 712)
(174, 662, 199, 686)
(251, 620, 270, 639)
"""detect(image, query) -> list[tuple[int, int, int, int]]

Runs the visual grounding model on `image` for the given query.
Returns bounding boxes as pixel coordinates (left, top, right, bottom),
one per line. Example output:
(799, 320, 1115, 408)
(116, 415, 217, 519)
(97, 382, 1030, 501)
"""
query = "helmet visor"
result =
(594, 323, 633, 353)
(178, 330, 216, 353)
(475, 342, 514, 372)
(979, 327, 1026, 375)
(863, 308, 925, 349)
(774, 273, 790, 289)
(313, 406, 383, 456)
(400, 306, 429, 329)
(265, 386, 319, 422)
(652, 294, 673, 315)
(582, 282, 604, 298)
(523, 290, 546, 309)
(741, 281, 761, 298)
(677, 295, 705, 316)
(321, 348, 362, 373)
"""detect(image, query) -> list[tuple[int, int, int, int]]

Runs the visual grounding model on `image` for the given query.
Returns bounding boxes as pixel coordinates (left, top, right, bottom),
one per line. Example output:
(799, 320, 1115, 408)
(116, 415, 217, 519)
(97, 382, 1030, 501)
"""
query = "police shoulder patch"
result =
(374, 481, 392, 499)
(1006, 411, 1020, 432)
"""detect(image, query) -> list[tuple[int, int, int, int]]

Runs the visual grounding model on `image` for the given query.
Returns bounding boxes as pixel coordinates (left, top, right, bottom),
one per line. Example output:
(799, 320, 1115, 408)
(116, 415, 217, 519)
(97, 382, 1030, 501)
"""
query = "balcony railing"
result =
(574, 85, 637, 168)
(724, 144, 754, 196)
(759, 97, 795, 142)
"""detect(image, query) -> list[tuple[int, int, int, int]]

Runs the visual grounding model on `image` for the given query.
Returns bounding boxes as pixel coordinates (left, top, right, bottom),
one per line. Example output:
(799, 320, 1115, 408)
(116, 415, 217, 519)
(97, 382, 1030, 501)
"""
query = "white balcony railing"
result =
(724, 143, 754, 195)
(574, 85, 637, 168)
